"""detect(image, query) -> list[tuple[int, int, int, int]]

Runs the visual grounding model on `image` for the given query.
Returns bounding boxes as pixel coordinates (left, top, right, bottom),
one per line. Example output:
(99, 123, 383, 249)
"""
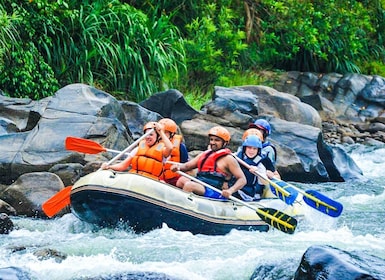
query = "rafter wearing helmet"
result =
(247, 118, 280, 179)
(170, 126, 246, 200)
(231, 135, 269, 201)
(158, 118, 189, 186)
(101, 121, 173, 180)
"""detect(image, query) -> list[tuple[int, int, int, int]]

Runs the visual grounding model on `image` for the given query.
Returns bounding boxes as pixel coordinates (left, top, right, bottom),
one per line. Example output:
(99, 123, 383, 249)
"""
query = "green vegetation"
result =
(0, 0, 384, 103)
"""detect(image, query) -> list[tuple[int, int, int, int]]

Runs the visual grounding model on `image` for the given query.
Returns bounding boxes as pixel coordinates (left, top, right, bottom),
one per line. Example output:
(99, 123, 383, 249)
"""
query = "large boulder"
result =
(0, 172, 67, 218)
(139, 89, 198, 124)
(0, 84, 132, 184)
(294, 245, 385, 280)
(239, 85, 322, 128)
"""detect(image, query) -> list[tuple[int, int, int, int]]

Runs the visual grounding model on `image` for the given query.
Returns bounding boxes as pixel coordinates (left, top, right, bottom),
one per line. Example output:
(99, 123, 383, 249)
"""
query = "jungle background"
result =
(0, 0, 384, 109)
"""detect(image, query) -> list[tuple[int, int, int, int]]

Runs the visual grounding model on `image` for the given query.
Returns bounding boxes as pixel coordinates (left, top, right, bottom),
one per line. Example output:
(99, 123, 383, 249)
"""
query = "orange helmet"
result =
(143, 122, 156, 132)
(158, 118, 177, 134)
(242, 128, 263, 141)
(208, 126, 231, 142)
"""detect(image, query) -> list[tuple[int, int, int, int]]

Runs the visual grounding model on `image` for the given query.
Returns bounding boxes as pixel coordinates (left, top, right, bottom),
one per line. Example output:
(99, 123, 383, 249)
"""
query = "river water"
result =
(0, 144, 384, 280)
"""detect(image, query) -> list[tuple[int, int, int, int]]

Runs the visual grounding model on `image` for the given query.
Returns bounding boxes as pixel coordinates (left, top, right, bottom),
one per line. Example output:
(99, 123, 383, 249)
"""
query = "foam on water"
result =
(349, 146, 385, 178)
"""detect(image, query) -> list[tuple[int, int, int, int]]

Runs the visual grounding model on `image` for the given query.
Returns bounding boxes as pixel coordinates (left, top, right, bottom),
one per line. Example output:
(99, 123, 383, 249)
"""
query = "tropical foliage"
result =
(0, 0, 184, 101)
(0, 0, 384, 101)
(252, 0, 381, 73)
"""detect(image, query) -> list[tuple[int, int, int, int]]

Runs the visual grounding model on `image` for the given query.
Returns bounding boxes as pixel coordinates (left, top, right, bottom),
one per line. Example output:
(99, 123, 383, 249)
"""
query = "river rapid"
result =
(0, 144, 384, 280)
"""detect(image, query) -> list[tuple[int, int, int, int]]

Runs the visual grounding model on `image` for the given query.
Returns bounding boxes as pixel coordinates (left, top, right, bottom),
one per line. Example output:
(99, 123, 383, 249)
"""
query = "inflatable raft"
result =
(70, 170, 302, 235)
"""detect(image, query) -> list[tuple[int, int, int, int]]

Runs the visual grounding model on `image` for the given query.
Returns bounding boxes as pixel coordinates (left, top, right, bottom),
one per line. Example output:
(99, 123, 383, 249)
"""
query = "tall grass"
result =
(41, 1, 185, 102)
(0, 0, 185, 101)
(0, 6, 20, 63)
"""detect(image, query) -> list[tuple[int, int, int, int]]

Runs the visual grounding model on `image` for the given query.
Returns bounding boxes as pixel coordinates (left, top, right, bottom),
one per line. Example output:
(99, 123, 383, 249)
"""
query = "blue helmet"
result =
(249, 119, 271, 136)
(242, 135, 262, 149)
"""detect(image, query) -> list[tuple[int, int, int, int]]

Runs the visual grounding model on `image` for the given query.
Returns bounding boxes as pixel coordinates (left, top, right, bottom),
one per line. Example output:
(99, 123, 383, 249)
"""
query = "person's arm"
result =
(170, 152, 200, 172)
(267, 170, 281, 180)
(101, 155, 133, 171)
(222, 157, 246, 198)
(156, 123, 173, 158)
(101, 147, 137, 171)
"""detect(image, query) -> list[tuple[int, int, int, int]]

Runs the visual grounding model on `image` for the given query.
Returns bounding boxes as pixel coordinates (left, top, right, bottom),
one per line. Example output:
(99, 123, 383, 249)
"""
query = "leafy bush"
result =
(0, 6, 19, 57)
(254, 0, 380, 74)
(0, 42, 59, 99)
(182, 3, 248, 91)
(360, 61, 385, 77)
(1, 0, 185, 102)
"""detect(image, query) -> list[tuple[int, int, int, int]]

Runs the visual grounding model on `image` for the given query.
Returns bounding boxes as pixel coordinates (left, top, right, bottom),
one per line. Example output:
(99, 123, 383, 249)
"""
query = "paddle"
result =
(42, 129, 154, 218)
(65, 137, 122, 155)
(233, 155, 298, 205)
(100, 128, 154, 169)
(276, 179, 344, 218)
(42, 186, 72, 218)
(233, 154, 343, 217)
(176, 170, 297, 234)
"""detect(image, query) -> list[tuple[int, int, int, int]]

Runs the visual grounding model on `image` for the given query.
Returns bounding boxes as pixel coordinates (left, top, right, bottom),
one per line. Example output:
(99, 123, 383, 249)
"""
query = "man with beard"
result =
(170, 126, 246, 199)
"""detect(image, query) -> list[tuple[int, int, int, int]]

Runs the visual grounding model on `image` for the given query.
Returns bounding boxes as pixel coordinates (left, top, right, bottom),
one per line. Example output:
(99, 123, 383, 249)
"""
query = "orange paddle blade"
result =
(65, 137, 106, 154)
(42, 186, 72, 218)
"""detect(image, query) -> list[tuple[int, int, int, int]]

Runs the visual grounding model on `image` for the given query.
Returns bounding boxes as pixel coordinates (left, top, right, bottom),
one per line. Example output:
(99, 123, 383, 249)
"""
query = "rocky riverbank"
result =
(273, 71, 385, 146)
(1, 71, 385, 221)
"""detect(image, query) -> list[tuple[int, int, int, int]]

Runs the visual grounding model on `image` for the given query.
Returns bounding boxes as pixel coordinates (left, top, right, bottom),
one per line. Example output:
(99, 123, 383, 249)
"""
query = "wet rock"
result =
(73, 271, 181, 280)
(355, 122, 385, 133)
(120, 100, 163, 140)
(360, 75, 385, 104)
(240, 85, 322, 128)
(0, 213, 13, 234)
(0, 200, 17, 216)
(8, 246, 26, 253)
(0, 172, 67, 218)
(0, 266, 32, 280)
(33, 248, 67, 263)
(0, 83, 131, 185)
(49, 163, 84, 187)
(139, 89, 198, 125)
(294, 245, 385, 280)
(341, 136, 355, 144)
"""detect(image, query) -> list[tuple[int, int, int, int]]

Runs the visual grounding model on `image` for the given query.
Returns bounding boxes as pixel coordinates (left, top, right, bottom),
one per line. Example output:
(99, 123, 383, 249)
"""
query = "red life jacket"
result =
(130, 140, 164, 180)
(197, 148, 231, 178)
(162, 135, 183, 180)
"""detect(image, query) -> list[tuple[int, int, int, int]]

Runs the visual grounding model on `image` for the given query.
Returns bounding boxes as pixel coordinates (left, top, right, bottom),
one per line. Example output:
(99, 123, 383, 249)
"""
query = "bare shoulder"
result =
(218, 154, 238, 169)
(225, 153, 238, 163)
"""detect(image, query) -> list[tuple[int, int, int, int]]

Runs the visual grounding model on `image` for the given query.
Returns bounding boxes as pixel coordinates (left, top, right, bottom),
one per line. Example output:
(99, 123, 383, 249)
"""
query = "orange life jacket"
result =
(197, 148, 231, 178)
(129, 140, 164, 180)
(162, 135, 183, 180)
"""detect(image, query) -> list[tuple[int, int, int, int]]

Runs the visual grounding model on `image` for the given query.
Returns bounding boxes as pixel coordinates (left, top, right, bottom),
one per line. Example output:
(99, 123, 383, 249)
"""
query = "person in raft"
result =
(101, 121, 173, 180)
(158, 118, 189, 186)
(231, 135, 269, 201)
(244, 118, 281, 179)
(170, 126, 246, 199)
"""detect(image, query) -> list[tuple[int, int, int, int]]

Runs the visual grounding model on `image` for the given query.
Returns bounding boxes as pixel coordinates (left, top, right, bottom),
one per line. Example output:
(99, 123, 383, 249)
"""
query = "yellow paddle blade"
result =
(257, 207, 297, 234)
